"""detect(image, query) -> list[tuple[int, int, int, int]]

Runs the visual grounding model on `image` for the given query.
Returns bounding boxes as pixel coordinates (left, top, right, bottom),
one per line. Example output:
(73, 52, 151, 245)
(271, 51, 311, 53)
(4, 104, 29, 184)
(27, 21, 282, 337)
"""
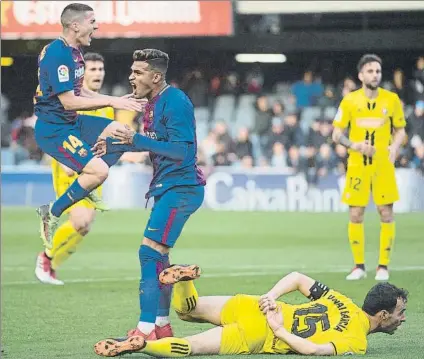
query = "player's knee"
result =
(142, 237, 170, 255)
(378, 205, 394, 223)
(70, 209, 95, 235)
(349, 207, 365, 223)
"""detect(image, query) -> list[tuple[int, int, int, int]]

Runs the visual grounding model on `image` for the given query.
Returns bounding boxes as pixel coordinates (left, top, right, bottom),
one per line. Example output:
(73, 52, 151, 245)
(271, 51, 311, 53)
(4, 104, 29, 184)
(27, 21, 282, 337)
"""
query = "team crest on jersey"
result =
(382, 108, 388, 115)
(58, 65, 69, 82)
(78, 148, 88, 157)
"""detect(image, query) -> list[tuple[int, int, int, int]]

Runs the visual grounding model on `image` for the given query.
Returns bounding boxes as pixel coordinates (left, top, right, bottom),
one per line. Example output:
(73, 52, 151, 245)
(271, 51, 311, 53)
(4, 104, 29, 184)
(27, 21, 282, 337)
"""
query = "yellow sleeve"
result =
(392, 94, 406, 128)
(105, 107, 115, 121)
(330, 335, 367, 356)
(333, 98, 351, 129)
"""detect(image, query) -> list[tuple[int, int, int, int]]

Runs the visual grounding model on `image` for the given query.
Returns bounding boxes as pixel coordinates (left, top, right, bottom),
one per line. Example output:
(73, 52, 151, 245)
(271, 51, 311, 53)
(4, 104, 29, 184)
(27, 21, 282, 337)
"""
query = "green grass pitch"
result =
(1, 208, 424, 358)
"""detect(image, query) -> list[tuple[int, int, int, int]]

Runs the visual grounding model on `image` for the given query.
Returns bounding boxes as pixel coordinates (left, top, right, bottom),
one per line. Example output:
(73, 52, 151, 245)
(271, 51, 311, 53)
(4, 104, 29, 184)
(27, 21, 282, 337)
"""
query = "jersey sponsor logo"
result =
(145, 130, 157, 140)
(57, 65, 69, 82)
(355, 117, 385, 128)
(75, 66, 84, 79)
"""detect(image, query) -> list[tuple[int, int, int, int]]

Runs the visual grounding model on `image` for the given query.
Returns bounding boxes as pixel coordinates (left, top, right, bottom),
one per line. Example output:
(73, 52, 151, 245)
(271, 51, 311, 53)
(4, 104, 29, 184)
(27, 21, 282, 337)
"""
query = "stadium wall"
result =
(2, 167, 424, 212)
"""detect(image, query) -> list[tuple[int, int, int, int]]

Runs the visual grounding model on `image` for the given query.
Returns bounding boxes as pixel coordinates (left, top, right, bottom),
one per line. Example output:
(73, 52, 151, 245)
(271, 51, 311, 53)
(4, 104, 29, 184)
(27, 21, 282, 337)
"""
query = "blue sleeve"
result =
(164, 95, 195, 143)
(46, 47, 75, 95)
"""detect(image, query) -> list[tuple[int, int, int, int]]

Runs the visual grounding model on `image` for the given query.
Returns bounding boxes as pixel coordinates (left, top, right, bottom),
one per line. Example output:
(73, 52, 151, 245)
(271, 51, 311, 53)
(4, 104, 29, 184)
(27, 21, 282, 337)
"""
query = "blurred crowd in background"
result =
(2, 55, 424, 181)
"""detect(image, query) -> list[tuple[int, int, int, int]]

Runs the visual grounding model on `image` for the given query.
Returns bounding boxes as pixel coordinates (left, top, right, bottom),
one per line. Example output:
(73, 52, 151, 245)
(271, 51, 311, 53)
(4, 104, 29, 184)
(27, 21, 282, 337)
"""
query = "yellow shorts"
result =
(51, 160, 100, 214)
(219, 295, 268, 355)
(342, 159, 399, 207)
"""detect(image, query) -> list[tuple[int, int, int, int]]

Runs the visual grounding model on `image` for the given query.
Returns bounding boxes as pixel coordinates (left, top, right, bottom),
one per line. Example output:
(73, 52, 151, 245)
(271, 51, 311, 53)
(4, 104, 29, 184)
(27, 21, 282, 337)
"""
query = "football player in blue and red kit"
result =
(93, 49, 206, 341)
(33, 3, 144, 252)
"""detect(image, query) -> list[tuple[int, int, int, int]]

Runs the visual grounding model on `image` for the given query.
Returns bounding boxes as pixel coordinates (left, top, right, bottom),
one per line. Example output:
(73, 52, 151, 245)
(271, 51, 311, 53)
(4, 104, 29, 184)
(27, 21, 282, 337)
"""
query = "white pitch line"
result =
(2, 266, 424, 286)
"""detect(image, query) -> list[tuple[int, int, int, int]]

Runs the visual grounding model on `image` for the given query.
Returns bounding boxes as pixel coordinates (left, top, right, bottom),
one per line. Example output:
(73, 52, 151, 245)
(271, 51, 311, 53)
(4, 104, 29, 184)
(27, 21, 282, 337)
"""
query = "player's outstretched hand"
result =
(110, 125, 136, 145)
(266, 306, 284, 332)
(259, 294, 277, 314)
(92, 137, 107, 157)
(109, 96, 146, 112)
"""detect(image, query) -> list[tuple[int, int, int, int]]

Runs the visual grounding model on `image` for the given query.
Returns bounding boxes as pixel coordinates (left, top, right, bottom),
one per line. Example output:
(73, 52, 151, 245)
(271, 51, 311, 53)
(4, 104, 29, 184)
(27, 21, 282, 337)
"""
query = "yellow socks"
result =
(171, 280, 198, 314)
(348, 222, 365, 266)
(378, 222, 395, 267)
(46, 220, 83, 270)
(141, 337, 191, 357)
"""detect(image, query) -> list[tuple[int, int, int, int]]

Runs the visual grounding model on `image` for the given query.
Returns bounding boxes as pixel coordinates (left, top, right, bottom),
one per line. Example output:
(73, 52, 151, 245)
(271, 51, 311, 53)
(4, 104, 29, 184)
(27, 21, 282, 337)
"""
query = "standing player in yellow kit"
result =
(332, 54, 406, 281)
(35, 52, 114, 285)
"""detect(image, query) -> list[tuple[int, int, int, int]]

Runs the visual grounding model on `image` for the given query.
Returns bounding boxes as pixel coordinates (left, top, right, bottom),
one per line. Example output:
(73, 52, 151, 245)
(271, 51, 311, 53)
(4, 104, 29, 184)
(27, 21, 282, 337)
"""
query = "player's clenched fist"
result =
(259, 294, 277, 314)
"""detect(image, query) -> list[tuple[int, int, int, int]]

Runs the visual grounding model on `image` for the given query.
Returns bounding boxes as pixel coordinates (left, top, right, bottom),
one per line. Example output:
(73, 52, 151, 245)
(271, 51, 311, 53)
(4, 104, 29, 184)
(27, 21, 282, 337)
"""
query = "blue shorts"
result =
(144, 185, 204, 247)
(35, 115, 113, 173)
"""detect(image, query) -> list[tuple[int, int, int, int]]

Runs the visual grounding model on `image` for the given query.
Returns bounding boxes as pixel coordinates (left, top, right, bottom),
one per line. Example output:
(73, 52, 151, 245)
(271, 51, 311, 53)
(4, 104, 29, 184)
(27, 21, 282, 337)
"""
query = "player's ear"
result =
(152, 72, 162, 84)
(358, 71, 363, 83)
(379, 310, 390, 321)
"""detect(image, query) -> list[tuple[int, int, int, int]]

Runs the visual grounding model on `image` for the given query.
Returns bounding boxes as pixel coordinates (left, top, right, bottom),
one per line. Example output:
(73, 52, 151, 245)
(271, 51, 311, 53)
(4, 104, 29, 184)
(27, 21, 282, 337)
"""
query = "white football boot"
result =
(375, 267, 390, 281)
(35, 252, 64, 285)
(346, 267, 367, 280)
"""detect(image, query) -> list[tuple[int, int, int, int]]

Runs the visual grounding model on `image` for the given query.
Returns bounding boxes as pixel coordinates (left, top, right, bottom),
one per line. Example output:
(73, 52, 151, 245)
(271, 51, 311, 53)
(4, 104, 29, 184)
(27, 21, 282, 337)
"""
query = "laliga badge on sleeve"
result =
(58, 65, 69, 82)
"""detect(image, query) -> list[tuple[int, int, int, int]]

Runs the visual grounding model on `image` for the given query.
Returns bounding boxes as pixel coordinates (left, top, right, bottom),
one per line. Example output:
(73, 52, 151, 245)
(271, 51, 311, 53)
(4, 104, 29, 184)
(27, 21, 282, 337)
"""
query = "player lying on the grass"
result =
(94, 267, 408, 357)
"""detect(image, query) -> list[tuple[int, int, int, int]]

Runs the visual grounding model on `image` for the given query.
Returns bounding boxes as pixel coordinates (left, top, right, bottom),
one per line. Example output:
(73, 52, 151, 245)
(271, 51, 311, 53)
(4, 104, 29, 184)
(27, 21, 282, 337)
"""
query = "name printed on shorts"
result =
(327, 294, 351, 332)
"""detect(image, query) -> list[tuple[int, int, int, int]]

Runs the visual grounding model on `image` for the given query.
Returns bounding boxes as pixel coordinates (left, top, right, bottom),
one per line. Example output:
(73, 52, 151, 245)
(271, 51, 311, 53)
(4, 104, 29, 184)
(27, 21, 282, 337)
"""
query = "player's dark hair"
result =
(362, 283, 408, 316)
(61, 3, 94, 28)
(133, 49, 169, 75)
(357, 54, 382, 72)
(84, 52, 104, 63)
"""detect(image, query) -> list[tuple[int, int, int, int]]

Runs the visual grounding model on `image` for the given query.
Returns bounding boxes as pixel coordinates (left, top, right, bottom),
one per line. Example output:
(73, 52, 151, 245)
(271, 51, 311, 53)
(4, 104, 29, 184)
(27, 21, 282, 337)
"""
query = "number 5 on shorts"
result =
(63, 135, 83, 154)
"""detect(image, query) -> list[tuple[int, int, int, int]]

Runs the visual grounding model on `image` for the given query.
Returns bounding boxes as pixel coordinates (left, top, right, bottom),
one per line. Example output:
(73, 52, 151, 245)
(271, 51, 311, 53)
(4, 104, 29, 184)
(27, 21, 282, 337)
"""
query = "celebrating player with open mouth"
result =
(92, 48, 206, 340)
(332, 54, 407, 281)
(34, 3, 145, 251)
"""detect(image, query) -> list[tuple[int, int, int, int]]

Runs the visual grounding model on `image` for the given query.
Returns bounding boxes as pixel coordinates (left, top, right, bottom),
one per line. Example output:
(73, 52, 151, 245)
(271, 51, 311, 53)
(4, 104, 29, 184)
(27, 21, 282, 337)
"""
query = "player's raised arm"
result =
(265, 271, 325, 300)
(267, 307, 335, 356)
(58, 90, 143, 112)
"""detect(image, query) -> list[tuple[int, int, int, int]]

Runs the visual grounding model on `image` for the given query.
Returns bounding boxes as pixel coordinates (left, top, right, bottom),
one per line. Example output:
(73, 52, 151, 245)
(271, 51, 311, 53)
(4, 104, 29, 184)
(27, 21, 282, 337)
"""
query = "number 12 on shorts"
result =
(349, 177, 361, 191)
(63, 135, 83, 154)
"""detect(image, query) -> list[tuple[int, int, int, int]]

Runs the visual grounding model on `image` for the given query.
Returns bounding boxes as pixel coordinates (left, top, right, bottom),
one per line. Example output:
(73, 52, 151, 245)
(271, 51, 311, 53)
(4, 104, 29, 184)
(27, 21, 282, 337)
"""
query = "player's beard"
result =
(365, 82, 379, 91)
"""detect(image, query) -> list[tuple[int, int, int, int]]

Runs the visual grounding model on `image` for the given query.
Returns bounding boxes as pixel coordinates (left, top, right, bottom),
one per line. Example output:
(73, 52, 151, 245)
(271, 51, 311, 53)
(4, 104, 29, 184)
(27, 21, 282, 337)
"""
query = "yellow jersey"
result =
(78, 107, 115, 120)
(333, 88, 406, 165)
(262, 290, 370, 355)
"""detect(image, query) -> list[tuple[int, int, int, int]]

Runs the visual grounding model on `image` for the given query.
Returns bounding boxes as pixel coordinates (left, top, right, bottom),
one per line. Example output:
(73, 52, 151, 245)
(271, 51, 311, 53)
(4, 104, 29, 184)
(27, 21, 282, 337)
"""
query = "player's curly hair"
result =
(61, 3, 94, 28)
(133, 49, 169, 75)
(362, 283, 408, 316)
(357, 54, 382, 72)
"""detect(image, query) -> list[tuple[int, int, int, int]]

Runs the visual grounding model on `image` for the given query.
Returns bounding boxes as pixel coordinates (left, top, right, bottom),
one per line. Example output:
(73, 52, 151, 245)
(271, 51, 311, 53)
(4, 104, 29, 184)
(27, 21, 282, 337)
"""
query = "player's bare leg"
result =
(94, 326, 222, 357)
(36, 206, 96, 285)
(375, 204, 395, 281)
(346, 206, 367, 280)
(159, 264, 231, 326)
(36, 157, 108, 248)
